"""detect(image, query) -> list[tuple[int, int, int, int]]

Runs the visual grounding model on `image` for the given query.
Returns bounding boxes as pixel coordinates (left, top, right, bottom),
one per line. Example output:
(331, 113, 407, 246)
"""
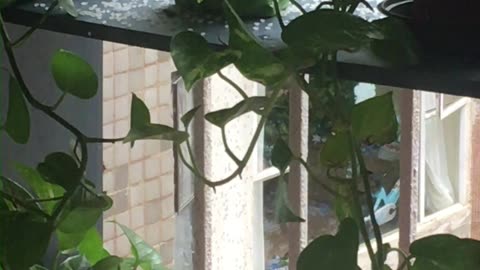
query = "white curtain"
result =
(424, 116, 455, 213)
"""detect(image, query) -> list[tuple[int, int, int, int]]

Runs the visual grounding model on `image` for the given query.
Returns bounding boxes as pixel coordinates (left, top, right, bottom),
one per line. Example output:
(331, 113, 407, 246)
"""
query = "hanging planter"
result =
(175, 0, 289, 18)
(379, 0, 480, 62)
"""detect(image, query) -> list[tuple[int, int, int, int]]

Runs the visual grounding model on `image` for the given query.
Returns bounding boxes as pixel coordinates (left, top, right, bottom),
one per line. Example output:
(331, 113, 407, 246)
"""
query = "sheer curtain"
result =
(424, 116, 455, 214)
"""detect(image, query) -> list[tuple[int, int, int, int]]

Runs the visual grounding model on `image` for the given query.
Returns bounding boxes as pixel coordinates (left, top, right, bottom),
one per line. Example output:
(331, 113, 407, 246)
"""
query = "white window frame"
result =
(418, 92, 470, 222)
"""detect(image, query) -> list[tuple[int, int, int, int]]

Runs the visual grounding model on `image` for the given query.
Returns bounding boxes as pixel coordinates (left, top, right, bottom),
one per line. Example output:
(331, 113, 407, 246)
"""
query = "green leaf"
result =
(0, 176, 42, 210)
(274, 177, 305, 223)
(124, 94, 189, 144)
(15, 163, 65, 214)
(29, 265, 49, 270)
(59, 0, 79, 17)
(320, 131, 350, 167)
(181, 105, 201, 127)
(57, 230, 86, 250)
(171, 31, 239, 90)
(271, 139, 292, 172)
(78, 227, 110, 264)
(334, 183, 356, 221)
(57, 190, 112, 234)
(116, 222, 164, 270)
(224, 0, 290, 88)
(410, 234, 480, 270)
(352, 92, 398, 144)
(92, 256, 123, 270)
(297, 218, 359, 270)
(205, 96, 267, 127)
(5, 75, 30, 144)
(0, 212, 52, 270)
(37, 152, 82, 192)
(282, 10, 382, 54)
(51, 50, 98, 99)
(58, 255, 90, 270)
(370, 18, 419, 66)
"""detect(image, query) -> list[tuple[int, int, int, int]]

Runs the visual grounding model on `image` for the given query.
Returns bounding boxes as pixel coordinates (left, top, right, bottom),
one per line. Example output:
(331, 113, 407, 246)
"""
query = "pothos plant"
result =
(169, 0, 480, 270)
(0, 0, 479, 270)
(0, 1, 170, 269)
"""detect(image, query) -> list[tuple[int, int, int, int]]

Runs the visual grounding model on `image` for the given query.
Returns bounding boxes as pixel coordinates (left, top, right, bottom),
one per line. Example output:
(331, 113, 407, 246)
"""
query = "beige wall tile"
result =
(103, 52, 113, 77)
(159, 216, 175, 242)
(114, 95, 131, 120)
(103, 42, 113, 53)
(103, 170, 115, 193)
(145, 48, 158, 65)
(128, 69, 145, 94)
(145, 64, 158, 88)
(114, 118, 129, 138)
(131, 205, 145, 229)
(114, 143, 130, 166)
(144, 141, 162, 157)
(103, 77, 114, 101)
(115, 235, 131, 257)
(160, 195, 174, 219)
(106, 190, 129, 217)
(115, 210, 131, 228)
(158, 85, 172, 107)
(114, 72, 129, 98)
(103, 100, 114, 124)
(160, 150, 174, 176)
(103, 123, 114, 139)
(128, 161, 143, 184)
(158, 105, 173, 126)
(130, 140, 145, 161)
(145, 179, 161, 201)
(144, 199, 162, 225)
(113, 43, 127, 51)
(145, 221, 162, 246)
(114, 48, 129, 73)
(159, 240, 174, 265)
(104, 239, 115, 254)
(103, 220, 116, 241)
(130, 183, 144, 207)
(103, 146, 115, 171)
(114, 165, 129, 191)
(145, 157, 161, 179)
(129, 47, 145, 69)
(144, 87, 158, 109)
(160, 173, 174, 197)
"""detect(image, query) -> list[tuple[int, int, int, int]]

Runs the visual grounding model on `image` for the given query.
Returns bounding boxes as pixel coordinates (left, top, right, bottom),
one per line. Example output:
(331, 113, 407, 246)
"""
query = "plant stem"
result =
(11, 0, 60, 47)
(0, 16, 88, 225)
(289, 0, 307, 14)
(50, 92, 66, 111)
(0, 191, 51, 219)
(347, 131, 380, 270)
(27, 196, 64, 203)
(273, 0, 286, 30)
(297, 158, 341, 197)
(218, 71, 248, 99)
(85, 137, 125, 144)
(221, 127, 242, 165)
(354, 137, 384, 267)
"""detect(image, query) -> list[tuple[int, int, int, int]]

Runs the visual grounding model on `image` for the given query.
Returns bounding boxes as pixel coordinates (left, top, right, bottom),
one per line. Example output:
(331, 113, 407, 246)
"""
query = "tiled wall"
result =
(102, 42, 176, 267)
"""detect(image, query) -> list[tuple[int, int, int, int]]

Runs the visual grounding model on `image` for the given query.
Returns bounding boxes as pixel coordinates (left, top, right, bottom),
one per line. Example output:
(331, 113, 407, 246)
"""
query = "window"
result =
(419, 93, 470, 219)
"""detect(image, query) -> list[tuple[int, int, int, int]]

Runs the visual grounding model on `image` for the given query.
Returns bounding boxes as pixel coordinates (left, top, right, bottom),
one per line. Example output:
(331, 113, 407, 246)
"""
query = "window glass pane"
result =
(263, 176, 289, 269)
(424, 108, 462, 215)
(308, 84, 401, 243)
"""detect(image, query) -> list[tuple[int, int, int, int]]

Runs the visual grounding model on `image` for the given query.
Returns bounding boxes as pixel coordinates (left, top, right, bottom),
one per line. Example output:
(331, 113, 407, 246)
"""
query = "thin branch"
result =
(49, 92, 66, 111)
(218, 70, 248, 99)
(0, 16, 88, 225)
(347, 131, 379, 270)
(354, 138, 384, 267)
(273, 0, 286, 30)
(221, 127, 242, 165)
(11, 0, 60, 47)
(0, 191, 51, 219)
(289, 0, 307, 13)
(85, 137, 125, 144)
(297, 158, 341, 197)
(27, 196, 64, 203)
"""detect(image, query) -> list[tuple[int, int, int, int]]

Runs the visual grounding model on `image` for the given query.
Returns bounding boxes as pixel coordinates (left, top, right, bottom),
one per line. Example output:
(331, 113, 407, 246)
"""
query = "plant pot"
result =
(379, 0, 480, 63)
(175, 0, 289, 18)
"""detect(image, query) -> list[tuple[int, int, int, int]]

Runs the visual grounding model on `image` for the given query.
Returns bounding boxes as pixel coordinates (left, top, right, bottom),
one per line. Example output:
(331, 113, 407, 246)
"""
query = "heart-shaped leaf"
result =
(205, 96, 267, 127)
(282, 10, 382, 54)
(37, 152, 82, 192)
(0, 176, 41, 210)
(5, 75, 30, 144)
(115, 222, 165, 270)
(57, 190, 112, 234)
(181, 105, 201, 127)
(410, 234, 480, 270)
(78, 227, 110, 265)
(124, 94, 189, 144)
(224, 0, 290, 88)
(271, 139, 292, 172)
(274, 177, 305, 223)
(297, 218, 359, 270)
(0, 212, 52, 270)
(320, 131, 350, 167)
(92, 256, 123, 270)
(370, 18, 419, 66)
(15, 164, 65, 214)
(51, 50, 98, 99)
(352, 92, 398, 145)
(171, 31, 239, 90)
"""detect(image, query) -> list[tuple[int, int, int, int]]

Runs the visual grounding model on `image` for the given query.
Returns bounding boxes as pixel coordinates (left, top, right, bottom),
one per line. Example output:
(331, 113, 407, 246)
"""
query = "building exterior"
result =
(102, 43, 480, 270)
